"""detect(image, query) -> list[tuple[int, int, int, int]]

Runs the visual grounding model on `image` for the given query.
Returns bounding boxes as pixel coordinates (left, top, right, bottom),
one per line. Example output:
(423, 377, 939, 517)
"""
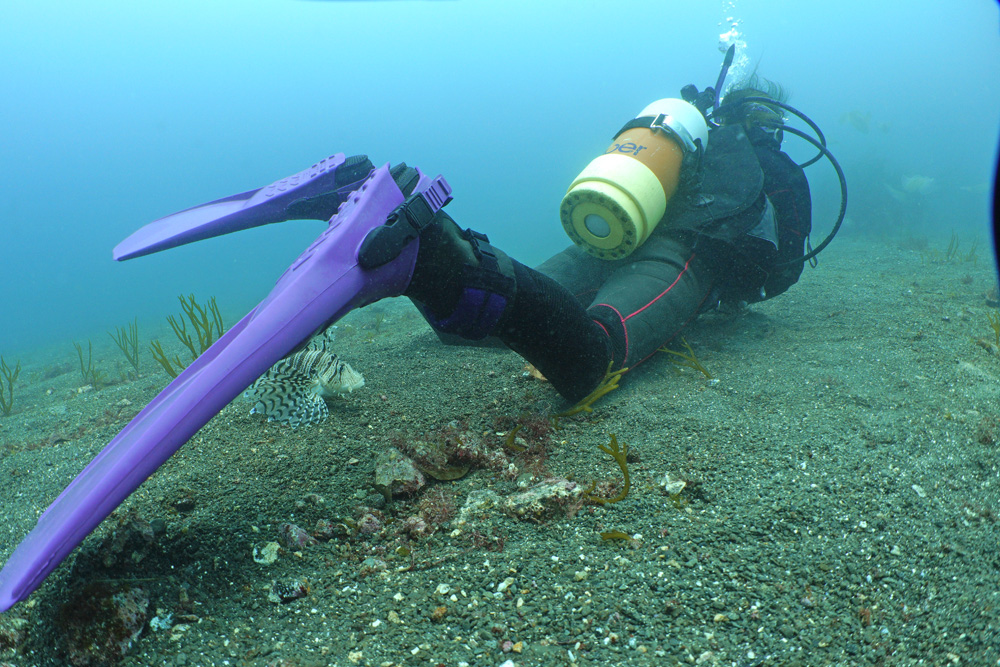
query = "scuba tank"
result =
(559, 98, 708, 260)
(560, 43, 846, 268)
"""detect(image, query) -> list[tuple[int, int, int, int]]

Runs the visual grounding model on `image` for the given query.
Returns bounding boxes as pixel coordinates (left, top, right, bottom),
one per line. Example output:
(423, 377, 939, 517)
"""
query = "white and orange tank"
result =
(560, 98, 709, 260)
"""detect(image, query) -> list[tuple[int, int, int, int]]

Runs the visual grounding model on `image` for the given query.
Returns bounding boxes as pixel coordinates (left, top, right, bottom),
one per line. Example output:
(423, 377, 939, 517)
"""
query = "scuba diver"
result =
(0, 48, 847, 611)
(396, 73, 817, 402)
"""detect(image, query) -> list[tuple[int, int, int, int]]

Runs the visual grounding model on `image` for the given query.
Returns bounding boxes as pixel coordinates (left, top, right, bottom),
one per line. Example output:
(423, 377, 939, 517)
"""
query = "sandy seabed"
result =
(1, 235, 998, 667)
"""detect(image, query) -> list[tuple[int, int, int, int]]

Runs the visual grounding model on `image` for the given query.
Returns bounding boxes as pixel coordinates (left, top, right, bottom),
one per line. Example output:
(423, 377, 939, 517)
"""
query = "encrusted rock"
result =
(661, 472, 688, 496)
(374, 449, 426, 498)
(314, 518, 351, 541)
(400, 515, 431, 539)
(501, 478, 585, 522)
(55, 583, 150, 666)
(252, 541, 281, 565)
(278, 522, 317, 550)
(457, 489, 501, 525)
(357, 512, 383, 536)
(96, 514, 158, 569)
(359, 557, 388, 577)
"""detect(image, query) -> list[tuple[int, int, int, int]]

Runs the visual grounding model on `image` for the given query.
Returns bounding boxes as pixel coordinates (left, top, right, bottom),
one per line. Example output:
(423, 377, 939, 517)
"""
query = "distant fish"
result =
(885, 175, 935, 202)
(245, 340, 364, 428)
(884, 183, 907, 203)
(900, 175, 934, 194)
(839, 110, 871, 134)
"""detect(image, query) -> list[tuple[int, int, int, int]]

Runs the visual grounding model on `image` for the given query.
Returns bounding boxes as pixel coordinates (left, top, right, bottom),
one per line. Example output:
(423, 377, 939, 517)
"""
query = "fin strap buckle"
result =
(357, 176, 453, 269)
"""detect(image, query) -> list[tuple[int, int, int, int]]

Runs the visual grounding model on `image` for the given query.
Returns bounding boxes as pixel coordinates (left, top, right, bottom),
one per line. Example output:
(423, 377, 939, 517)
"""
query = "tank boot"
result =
(403, 215, 611, 402)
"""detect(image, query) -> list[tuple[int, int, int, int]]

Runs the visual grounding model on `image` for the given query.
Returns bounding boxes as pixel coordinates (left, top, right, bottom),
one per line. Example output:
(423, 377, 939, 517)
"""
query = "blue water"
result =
(1, 0, 998, 354)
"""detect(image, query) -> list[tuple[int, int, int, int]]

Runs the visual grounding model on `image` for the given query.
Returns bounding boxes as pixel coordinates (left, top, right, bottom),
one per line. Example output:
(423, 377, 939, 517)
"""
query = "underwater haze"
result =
(5, 2, 1000, 665)
(0, 0, 998, 353)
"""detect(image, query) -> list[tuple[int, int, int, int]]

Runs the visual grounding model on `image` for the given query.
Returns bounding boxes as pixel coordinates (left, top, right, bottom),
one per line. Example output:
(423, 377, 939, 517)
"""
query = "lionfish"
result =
(244, 340, 364, 428)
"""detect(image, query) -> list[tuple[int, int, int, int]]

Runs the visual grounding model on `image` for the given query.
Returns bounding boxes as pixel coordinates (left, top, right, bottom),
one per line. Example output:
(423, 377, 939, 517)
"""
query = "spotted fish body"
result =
(245, 340, 364, 427)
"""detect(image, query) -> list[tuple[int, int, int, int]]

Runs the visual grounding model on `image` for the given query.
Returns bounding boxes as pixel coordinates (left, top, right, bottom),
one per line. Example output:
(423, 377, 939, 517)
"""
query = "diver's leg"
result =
(585, 233, 718, 369)
(405, 215, 611, 402)
(496, 261, 611, 401)
(535, 244, 617, 307)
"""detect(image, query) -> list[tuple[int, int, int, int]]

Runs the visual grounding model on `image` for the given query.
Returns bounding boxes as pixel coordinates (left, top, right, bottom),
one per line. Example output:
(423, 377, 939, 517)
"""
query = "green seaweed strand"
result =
(72, 340, 104, 386)
(503, 424, 527, 452)
(585, 433, 630, 504)
(659, 337, 712, 379)
(165, 310, 198, 360)
(109, 317, 140, 378)
(178, 294, 224, 355)
(0, 355, 21, 417)
(553, 362, 628, 424)
(151, 295, 226, 378)
(987, 311, 1000, 347)
(945, 232, 960, 263)
(149, 340, 184, 379)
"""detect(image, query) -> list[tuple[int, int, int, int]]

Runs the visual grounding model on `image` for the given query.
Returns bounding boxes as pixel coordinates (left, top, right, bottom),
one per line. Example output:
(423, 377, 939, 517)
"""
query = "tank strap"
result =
(613, 115, 702, 155)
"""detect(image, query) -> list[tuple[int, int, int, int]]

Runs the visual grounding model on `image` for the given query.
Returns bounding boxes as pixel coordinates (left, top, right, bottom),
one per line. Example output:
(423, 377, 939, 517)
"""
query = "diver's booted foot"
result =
(404, 215, 516, 340)
(405, 214, 495, 316)
(405, 216, 611, 402)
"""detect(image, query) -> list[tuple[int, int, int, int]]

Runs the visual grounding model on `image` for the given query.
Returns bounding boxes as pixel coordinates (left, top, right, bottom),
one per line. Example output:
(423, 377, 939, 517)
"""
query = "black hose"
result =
(757, 121, 848, 268)
(712, 96, 827, 167)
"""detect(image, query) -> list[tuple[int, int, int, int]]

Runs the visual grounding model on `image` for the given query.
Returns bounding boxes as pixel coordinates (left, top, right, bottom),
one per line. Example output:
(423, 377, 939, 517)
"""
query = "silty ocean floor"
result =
(0, 235, 998, 667)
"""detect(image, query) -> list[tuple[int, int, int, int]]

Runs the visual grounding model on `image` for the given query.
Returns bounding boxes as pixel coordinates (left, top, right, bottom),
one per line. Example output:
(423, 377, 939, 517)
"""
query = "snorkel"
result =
(713, 44, 737, 113)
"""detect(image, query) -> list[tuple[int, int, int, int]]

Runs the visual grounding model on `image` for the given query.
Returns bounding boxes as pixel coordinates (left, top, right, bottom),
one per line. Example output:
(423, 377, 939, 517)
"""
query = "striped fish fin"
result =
(244, 360, 330, 428)
(310, 341, 364, 395)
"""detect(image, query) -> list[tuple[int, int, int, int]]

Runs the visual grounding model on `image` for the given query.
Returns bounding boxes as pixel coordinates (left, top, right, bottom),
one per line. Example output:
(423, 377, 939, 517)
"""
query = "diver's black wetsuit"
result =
(536, 124, 812, 371)
(406, 124, 811, 403)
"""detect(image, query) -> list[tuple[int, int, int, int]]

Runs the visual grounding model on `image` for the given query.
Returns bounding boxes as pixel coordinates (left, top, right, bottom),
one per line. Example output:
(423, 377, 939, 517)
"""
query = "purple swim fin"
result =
(0, 161, 452, 612)
(114, 154, 375, 260)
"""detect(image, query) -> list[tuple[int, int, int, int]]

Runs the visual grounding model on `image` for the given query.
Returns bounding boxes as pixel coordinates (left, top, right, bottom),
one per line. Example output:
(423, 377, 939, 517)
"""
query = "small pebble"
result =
(252, 542, 280, 565)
